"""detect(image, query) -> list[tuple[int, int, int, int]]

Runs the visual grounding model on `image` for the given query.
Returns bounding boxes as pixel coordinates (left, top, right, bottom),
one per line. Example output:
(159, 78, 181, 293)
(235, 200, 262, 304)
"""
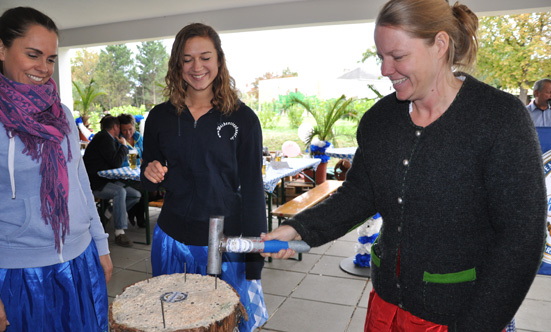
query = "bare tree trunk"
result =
(518, 86, 529, 105)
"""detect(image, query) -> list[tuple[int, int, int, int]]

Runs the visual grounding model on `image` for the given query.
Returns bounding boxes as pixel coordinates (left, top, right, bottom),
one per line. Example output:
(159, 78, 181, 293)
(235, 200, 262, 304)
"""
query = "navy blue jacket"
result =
(84, 129, 128, 191)
(141, 101, 266, 279)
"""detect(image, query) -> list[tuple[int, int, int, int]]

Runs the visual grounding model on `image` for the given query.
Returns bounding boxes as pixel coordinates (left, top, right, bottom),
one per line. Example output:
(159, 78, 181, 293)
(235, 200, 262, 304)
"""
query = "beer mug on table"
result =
(128, 149, 138, 169)
(275, 150, 283, 162)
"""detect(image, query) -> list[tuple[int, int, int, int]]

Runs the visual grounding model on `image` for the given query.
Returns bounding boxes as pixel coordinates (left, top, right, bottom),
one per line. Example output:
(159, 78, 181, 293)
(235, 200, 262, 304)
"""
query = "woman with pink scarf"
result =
(0, 7, 112, 332)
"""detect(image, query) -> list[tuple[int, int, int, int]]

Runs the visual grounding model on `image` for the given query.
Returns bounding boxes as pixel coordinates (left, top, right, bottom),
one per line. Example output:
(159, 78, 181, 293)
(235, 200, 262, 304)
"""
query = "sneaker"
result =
(115, 234, 133, 247)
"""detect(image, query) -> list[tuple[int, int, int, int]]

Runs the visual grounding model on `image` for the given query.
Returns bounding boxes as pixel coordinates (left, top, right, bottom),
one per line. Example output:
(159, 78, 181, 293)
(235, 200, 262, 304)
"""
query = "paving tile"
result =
(263, 252, 320, 273)
(515, 298, 551, 332)
(310, 254, 368, 280)
(261, 269, 306, 297)
(309, 241, 332, 255)
(525, 274, 551, 301)
(358, 281, 373, 308)
(263, 298, 354, 332)
(291, 274, 366, 306)
(126, 257, 153, 274)
(338, 229, 361, 242)
(347, 307, 367, 331)
(263, 294, 286, 319)
(108, 244, 151, 269)
(326, 240, 358, 257)
(107, 269, 147, 297)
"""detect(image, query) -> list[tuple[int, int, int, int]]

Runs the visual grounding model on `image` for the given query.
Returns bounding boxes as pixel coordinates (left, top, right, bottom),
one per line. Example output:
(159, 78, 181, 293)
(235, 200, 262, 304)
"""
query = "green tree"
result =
(278, 91, 305, 128)
(476, 12, 551, 103)
(95, 44, 136, 109)
(72, 78, 106, 125)
(135, 41, 169, 107)
(71, 48, 99, 86)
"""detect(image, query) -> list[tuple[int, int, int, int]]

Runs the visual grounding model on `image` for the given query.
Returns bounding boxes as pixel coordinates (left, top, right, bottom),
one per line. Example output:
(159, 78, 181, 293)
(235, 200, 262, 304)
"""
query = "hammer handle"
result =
(224, 238, 310, 253)
(264, 240, 310, 253)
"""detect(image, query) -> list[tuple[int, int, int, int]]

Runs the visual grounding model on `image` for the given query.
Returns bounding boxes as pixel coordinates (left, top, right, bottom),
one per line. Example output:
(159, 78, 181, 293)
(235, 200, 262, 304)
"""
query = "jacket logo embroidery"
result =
(216, 122, 239, 140)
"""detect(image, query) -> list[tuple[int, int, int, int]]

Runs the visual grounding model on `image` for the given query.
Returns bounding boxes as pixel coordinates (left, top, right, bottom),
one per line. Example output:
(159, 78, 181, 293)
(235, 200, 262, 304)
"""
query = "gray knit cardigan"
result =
(285, 74, 546, 332)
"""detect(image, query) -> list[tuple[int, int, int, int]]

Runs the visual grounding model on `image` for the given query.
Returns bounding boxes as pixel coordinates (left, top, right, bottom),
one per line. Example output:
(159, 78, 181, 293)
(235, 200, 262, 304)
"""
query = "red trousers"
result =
(364, 290, 507, 332)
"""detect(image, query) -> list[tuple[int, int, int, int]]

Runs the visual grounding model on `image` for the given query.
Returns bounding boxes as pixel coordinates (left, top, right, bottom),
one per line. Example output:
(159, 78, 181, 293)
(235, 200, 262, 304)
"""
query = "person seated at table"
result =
(83, 115, 141, 247)
(118, 113, 146, 228)
(118, 113, 143, 166)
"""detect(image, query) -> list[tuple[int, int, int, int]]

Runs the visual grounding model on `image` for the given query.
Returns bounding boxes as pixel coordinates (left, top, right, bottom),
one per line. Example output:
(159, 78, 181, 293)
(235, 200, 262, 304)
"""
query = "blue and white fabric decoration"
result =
(75, 116, 94, 140)
(354, 213, 382, 267)
(308, 138, 332, 163)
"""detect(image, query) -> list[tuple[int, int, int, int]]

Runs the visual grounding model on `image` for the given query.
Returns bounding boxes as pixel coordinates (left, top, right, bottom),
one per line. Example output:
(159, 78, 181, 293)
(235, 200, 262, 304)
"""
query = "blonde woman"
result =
(262, 0, 546, 331)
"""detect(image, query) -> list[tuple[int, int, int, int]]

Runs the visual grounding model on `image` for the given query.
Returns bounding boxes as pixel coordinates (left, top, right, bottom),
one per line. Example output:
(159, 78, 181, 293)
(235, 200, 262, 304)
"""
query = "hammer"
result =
(207, 216, 311, 275)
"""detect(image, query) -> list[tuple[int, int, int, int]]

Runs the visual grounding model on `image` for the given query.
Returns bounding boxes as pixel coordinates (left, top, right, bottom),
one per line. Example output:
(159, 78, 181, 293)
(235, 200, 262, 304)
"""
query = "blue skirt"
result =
(151, 225, 268, 332)
(0, 241, 108, 332)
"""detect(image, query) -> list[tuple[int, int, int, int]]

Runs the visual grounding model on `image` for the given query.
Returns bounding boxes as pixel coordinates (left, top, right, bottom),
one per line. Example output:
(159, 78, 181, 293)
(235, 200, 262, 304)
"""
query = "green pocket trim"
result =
(423, 268, 476, 284)
(370, 236, 380, 267)
(371, 249, 380, 267)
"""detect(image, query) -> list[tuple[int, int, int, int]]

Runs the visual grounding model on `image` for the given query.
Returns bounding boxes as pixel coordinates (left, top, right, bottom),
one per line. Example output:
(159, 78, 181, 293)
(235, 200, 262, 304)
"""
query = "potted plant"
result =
(73, 78, 105, 141)
(292, 94, 355, 184)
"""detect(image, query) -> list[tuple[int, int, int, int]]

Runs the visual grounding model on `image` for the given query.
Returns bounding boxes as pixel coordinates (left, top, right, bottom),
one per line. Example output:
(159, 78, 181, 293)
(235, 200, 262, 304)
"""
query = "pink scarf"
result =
(0, 73, 72, 253)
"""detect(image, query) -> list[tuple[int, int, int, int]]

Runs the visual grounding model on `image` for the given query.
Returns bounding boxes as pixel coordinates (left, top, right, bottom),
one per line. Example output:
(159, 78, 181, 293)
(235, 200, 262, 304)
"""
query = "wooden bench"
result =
(149, 198, 164, 208)
(271, 180, 343, 261)
(272, 180, 342, 218)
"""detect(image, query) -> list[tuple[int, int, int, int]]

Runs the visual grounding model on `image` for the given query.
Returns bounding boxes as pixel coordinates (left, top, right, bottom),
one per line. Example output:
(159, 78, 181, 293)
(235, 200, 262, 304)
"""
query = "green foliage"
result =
(135, 41, 169, 108)
(241, 92, 258, 112)
(476, 12, 551, 102)
(361, 46, 379, 65)
(71, 48, 99, 86)
(291, 94, 356, 150)
(257, 102, 280, 129)
(87, 105, 147, 133)
(95, 44, 137, 109)
(286, 105, 303, 129)
(72, 79, 106, 124)
(278, 91, 305, 128)
(261, 115, 358, 168)
(350, 98, 376, 124)
(106, 105, 147, 117)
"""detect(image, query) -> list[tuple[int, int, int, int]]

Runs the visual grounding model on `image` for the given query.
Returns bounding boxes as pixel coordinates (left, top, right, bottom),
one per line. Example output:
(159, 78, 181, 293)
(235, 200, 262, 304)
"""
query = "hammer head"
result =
(207, 216, 224, 275)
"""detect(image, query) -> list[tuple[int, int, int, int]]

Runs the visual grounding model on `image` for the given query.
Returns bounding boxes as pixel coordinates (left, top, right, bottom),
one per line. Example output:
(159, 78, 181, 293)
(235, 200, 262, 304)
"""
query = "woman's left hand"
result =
(99, 254, 113, 284)
(0, 298, 9, 332)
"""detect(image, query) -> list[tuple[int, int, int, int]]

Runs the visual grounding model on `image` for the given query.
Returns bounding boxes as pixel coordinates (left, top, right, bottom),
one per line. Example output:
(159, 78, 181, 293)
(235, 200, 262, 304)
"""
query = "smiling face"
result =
(0, 24, 58, 85)
(182, 36, 219, 94)
(120, 122, 135, 141)
(375, 25, 442, 102)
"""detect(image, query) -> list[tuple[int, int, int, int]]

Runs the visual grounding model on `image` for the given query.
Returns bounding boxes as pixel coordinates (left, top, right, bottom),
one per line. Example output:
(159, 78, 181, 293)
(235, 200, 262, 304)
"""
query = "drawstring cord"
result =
(8, 135, 15, 199)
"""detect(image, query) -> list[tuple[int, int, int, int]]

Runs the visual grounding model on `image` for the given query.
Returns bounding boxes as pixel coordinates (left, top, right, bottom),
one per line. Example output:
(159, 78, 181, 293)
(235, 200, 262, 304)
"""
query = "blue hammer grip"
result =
(263, 240, 310, 253)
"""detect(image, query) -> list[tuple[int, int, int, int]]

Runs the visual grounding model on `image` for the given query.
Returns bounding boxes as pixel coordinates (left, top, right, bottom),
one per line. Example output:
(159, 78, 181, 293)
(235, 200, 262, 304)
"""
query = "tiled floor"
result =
(106, 207, 551, 331)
